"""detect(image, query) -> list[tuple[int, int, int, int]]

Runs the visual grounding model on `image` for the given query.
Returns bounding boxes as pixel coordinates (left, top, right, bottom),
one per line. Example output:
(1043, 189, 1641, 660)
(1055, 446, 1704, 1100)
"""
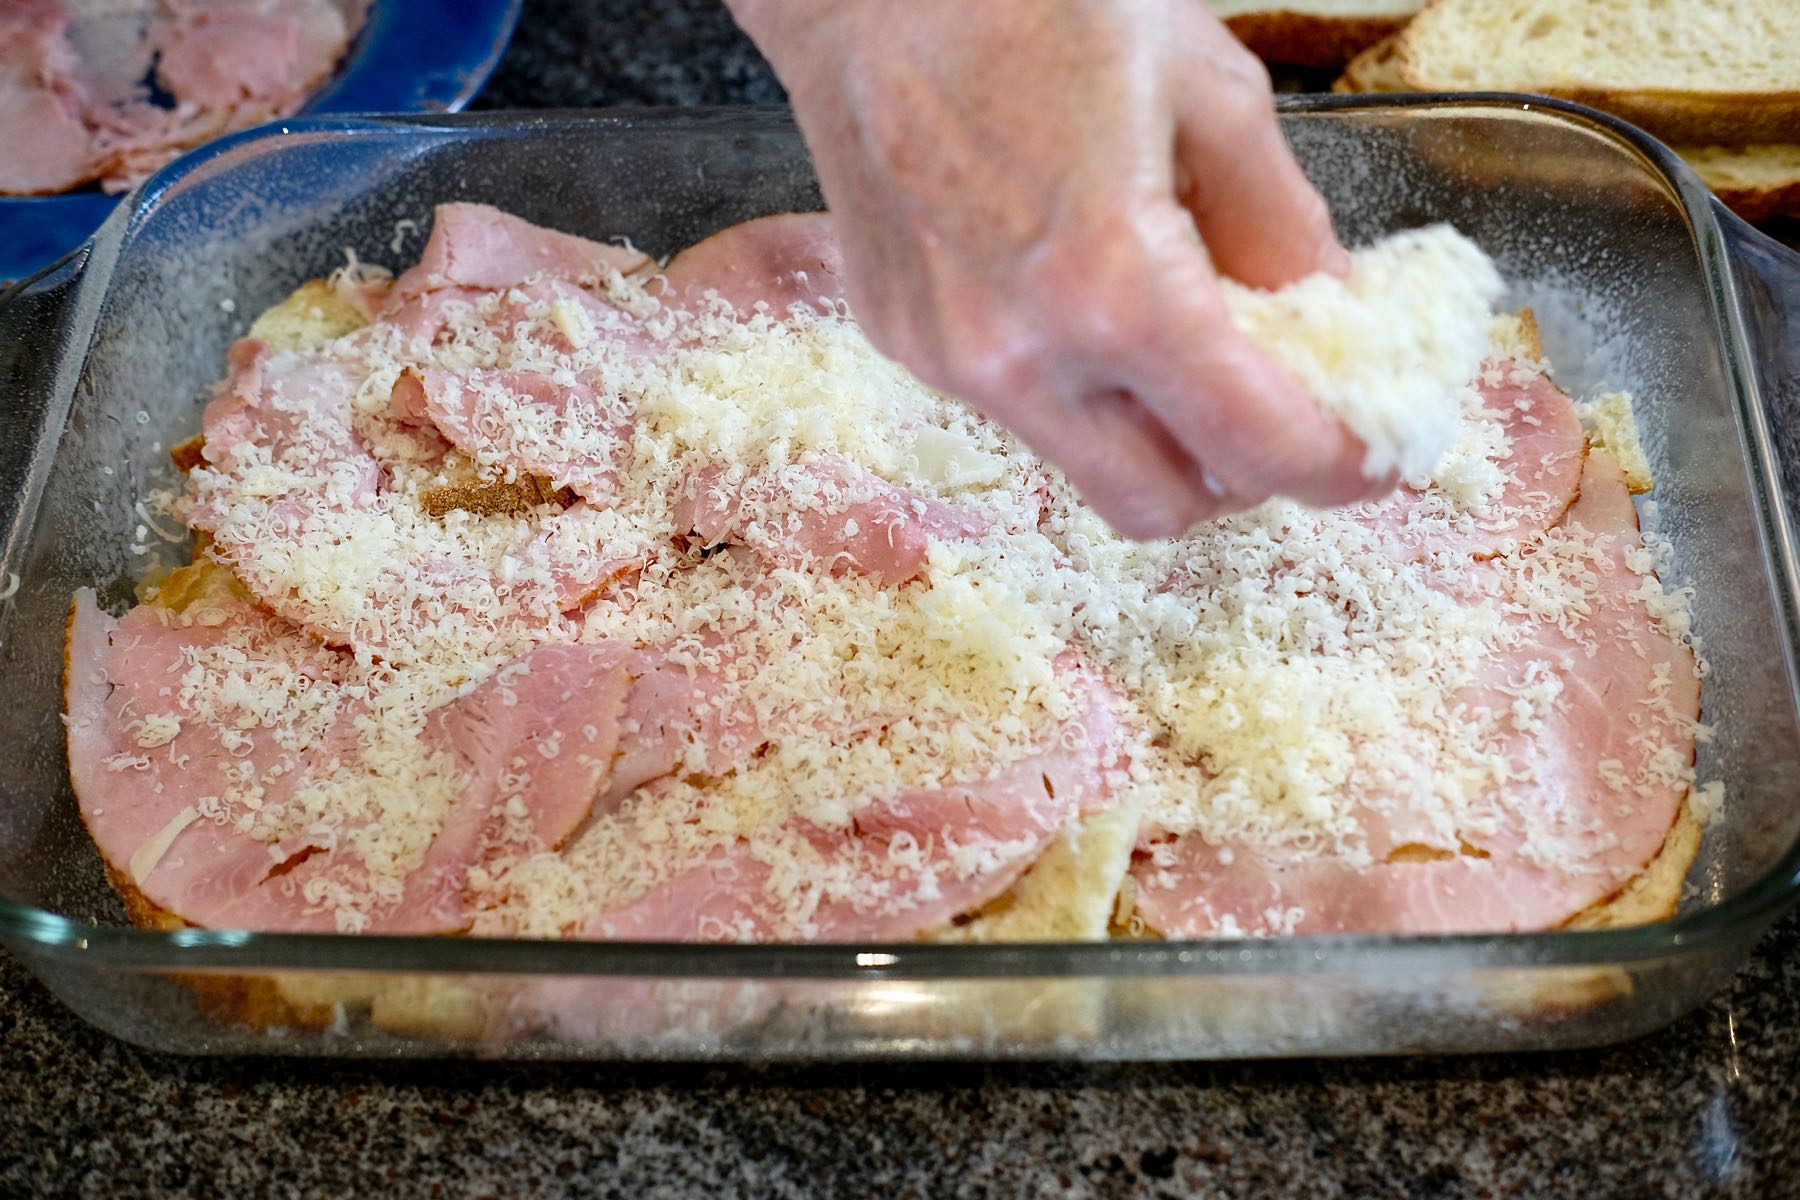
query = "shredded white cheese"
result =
(1222, 224, 1505, 482)
(112, 218, 1703, 940)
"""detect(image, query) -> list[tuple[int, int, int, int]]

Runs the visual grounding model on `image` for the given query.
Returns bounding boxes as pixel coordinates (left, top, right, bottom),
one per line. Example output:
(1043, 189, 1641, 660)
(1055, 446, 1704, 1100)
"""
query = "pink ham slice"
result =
(379, 286, 489, 350)
(400, 367, 634, 507)
(188, 337, 384, 531)
(1133, 451, 1700, 937)
(186, 341, 629, 648)
(588, 643, 771, 818)
(504, 504, 643, 613)
(183, 338, 390, 641)
(674, 458, 988, 587)
(1, 1, 367, 195)
(149, 0, 348, 112)
(0, 2, 105, 194)
(66, 590, 378, 933)
(391, 203, 653, 301)
(1354, 363, 1587, 560)
(66, 591, 631, 933)
(383, 279, 657, 359)
(393, 642, 632, 929)
(488, 278, 658, 358)
(578, 661, 1123, 942)
(660, 212, 846, 318)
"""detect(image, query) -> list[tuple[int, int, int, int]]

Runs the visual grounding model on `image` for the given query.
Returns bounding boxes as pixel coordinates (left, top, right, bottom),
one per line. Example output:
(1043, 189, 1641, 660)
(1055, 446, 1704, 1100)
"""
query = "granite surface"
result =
(2, 921, 1797, 1197)
(5, 2, 1800, 1195)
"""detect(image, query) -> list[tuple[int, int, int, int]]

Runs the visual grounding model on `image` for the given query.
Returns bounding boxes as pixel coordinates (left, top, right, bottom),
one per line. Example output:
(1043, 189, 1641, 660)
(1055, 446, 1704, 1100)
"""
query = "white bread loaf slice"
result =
(1208, 0, 1420, 68)
(1389, 0, 1800, 145)
(1334, 38, 1800, 222)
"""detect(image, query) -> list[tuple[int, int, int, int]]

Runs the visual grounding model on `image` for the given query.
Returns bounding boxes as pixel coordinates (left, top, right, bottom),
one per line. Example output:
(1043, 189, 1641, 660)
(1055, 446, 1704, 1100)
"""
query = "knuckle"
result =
(950, 337, 1038, 405)
(1219, 42, 1276, 98)
(1028, 226, 1158, 358)
(1211, 52, 1277, 129)
(933, 310, 1044, 406)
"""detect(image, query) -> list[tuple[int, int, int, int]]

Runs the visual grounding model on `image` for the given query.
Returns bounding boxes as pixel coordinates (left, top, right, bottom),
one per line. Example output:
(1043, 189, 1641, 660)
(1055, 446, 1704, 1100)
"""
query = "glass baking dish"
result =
(1, 99, 1796, 1060)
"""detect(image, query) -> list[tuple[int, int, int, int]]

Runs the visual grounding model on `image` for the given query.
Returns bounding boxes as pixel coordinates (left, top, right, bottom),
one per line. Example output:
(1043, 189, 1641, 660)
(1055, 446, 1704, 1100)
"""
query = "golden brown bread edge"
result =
(1225, 10, 1410, 69)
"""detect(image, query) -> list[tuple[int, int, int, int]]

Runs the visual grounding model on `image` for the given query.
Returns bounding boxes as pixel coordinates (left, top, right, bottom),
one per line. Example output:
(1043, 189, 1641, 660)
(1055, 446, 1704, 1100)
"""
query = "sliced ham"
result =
(1354, 363, 1586, 559)
(0, 0, 368, 195)
(381, 286, 490, 351)
(0, 2, 104, 194)
(504, 505, 642, 612)
(391, 203, 653, 300)
(1134, 452, 1700, 937)
(660, 212, 846, 319)
(66, 590, 633, 933)
(182, 338, 389, 640)
(393, 642, 632, 930)
(383, 280, 656, 360)
(357, 369, 455, 476)
(589, 644, 768, 818)
(578, 661, 1123, 942)
(184, 342, 630, 649)
(487, 278, 659, 359)
(401, 367, 634, 507)
(150, 0, 351, 112)
(674, 458, 988, 587)
(66, 590, 376, 933)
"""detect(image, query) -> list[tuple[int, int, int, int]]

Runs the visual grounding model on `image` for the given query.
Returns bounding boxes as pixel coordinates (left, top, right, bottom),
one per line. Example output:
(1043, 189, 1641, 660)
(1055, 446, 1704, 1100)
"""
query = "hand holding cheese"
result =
(726, 0, 1396, 539)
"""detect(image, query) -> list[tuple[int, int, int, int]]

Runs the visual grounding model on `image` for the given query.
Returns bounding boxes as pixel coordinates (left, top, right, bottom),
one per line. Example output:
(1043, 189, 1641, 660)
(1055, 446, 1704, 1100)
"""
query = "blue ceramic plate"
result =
(0, 0, 522, 281)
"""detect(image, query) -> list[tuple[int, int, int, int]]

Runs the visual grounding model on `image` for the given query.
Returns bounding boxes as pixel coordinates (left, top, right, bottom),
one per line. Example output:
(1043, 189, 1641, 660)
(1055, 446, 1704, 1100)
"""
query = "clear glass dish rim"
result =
(4, 96, 1796, 980)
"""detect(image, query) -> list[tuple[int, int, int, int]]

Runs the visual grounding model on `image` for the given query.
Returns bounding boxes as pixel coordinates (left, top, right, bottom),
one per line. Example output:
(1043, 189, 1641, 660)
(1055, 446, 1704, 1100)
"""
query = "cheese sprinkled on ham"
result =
(65, 205, 1706, 941)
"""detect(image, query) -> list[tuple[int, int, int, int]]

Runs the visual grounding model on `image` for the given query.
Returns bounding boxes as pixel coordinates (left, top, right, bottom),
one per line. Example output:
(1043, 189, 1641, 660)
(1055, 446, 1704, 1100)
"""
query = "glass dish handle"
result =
(0, 257, 86, 577)
(1722, 209, 1800, 522)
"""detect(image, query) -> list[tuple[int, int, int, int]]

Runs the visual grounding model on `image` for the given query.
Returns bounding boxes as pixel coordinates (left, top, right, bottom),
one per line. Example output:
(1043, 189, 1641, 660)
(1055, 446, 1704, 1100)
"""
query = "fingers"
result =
(1027, 207, 1382, 515)
(1170, 39, 1348, 289)
(970, 375, 1217, 539)
(1138, 312, 1381, 510)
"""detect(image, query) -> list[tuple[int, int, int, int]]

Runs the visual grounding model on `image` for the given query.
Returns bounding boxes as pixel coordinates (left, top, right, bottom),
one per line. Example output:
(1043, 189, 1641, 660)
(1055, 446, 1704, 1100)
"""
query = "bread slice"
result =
(1334, 33, 1407, 91)
(1210, 0, 1421, 69)
(1389, 0, 1800, 145)
(927, 801, 1146, 943)
(1680, 143, 1800, 222)
(1334, 40, 1800, 222)
(247, 279, 368, 351)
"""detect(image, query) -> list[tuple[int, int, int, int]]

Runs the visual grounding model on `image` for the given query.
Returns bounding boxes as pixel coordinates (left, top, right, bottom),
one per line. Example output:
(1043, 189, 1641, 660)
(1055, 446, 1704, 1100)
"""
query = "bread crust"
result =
(1334, 34, 1407, 92)
(1389, 0, 1800, 147)
(1226, 11, 1410, 69)
(1682, 145, 1800, 222)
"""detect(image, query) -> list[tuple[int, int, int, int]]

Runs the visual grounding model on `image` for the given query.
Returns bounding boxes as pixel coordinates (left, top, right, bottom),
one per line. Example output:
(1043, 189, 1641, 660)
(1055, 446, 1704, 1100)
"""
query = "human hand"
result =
(726, 0, 1389, 538)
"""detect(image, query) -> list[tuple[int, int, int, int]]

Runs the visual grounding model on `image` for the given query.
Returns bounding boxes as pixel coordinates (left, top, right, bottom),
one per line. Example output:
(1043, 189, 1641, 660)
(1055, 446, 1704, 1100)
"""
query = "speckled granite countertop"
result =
(3, 926, 1797, 1196)
(4, 3, 1799, 1195)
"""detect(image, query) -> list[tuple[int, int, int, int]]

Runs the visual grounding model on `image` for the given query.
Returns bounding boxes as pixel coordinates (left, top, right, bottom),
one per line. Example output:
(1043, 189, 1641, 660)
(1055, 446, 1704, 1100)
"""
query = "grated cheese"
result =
(92, 213, 1706, 941)
(1221, 224, 1505, 482)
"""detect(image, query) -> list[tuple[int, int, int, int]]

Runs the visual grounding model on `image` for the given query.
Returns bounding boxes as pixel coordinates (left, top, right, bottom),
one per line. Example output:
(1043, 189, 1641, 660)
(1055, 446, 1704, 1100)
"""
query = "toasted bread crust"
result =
(1226, 11, 1409, 68)
(1683, 145, 1800, 222)
(170, 435, 207, 473)
(419, 474, 580, 518)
